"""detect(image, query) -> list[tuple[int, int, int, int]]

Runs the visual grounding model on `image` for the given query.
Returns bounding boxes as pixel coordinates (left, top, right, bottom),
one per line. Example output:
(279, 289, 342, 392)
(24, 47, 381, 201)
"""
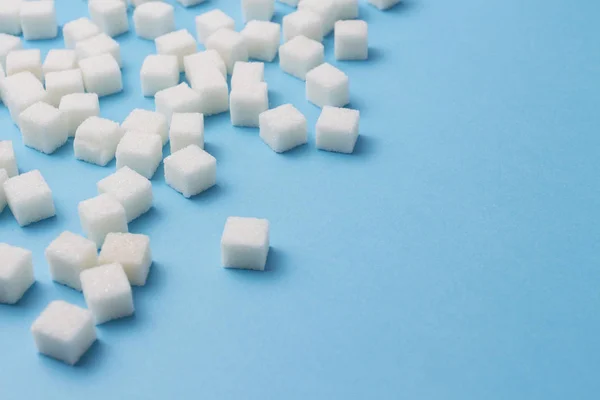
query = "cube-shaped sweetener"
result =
(155, 83, 201, 122)
(0, 0, 22, 36)
(59, 93, 100, 137)
(335, 20, 368, 61)
(241, 21, 281, 62)
(6, 49, 42, 82)
(79, 53, 122, 97)
(0, 169, 7, 213)
(368, 0, 401, 10)
(170, 112, 204, 153)
(316, 106, 359, 153)
(298, 0, 337, 35)
(45, 231, 98, 291)
(230, 82, 268, 128)
(89, 0, 128, 37)
(79, 194, 128, 248)
(19, 102, 68, 154)
(155, 29, 197, 72)
(0, 141, 18, 177)
(279, 35, 324, 80)
(0, 243, 34, 304)
(221, 217, 270, 271)
(42, 49, 77, 76)
(140, 54, 179, 97)
(242, 0, 275, 22)
(184, 50, 227, 81)
(98, 233, 152, 286)
(133, 1, 175, 40)
(282, 10, 323, 43)
(164, 145, 216, 198)
(81, 263, 134, 324)
(45, 69, 85, 106)
(74, 116, 124, 166)
(259, 104, 307, 153)
(75, 33, 121, 66)
(97, 166, 153, 222)
(336, 0, 359, 20)
(206, 29, 248, 75)
(195, 9, 235, 45)
(31, 301, 97, 365)
(115, 132, 163, 180)
(121, 108, 169, 145)
(188, 66, 229, 116)
(4, 170, 55, 227)
(1, 71, 46, 123)
(231, 61, 264, 89)
(20, 0, 58, 40)
(62, 18, 100, 49)
(306, 63, 349, 108)
(0, 33, 21, 70)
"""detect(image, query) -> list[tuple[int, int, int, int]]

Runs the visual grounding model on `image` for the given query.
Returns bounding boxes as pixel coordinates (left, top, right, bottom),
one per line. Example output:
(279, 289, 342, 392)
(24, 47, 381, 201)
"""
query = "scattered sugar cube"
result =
(177, 0, 206, 6)
(74, 116, 124, 166)
(0, 141, 18, 177)
(298, 0, 337, 35)
(45, 231, 98, 291)
(4, 170, 55, 227)
(133, 1, 175, 40)
(242, 0, 275, 22)
(59, 93, 100, 137)
(306, 63, 349, 107)
(89, 0, 128, 37)
(188, 66, 229, 116)
(335, 20, 368, 60)
(45, 69, 85, 106)
(221, 217, 270, 271)
(131, 0, 165, 6)
(42, 49, 77, 76)
(98, 233, 152, 286)
(184, 50, 227, 80)
(31, 300, 96, 365)
(231, 61, 264, 89)
(155, 83, 202, 122)
(78, 194, 128, 248)
(19, 102, 68, 154)
(164, 144, 216, 198)
(206, 29, 249, 75)
(282, 10, 323, 42)
(195, 9, 235, 45)
(0, 33, 21, 69)
(97, 166, 153, 221)
(79, 53, 123, 97)
(115, 132, 163, 180)
(155, 29, 197, 72)
(0, 0, 22, 36)
(279, 35, 324, 80)
(240, 20, 281, 62)
(1, 71, 46, 123)
(20, 0, 58, 40)
(0, 169, 7, 213)
(368, 0, 401, 10)
(81, 263, 134, 324)
(316, 106, 359, 153)
(62, 17, 100, 49)
(169, 112, 204, 153)
(6, 49, 42, 82)
(121, 108, 169, 145)
(259, 104, 307, 153)
(0, 243, 34, 304)
(75, 33, 122, 66)
(335, 0, 359, 20)
(140, 54, 178, 97)
(230, 82, 268, 127)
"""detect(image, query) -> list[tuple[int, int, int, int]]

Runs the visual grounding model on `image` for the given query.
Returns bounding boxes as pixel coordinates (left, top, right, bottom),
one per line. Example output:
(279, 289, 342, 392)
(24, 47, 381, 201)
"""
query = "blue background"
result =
(1, 0, 600, 398)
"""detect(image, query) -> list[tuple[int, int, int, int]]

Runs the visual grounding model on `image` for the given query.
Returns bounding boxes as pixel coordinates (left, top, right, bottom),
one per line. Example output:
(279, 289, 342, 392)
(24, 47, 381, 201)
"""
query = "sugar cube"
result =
(45, 69, 85, 106)
(97, 166, 153, 221)
(89, 0, 128, 37)
(195, 9, 235, 45)
(78, 194, 128, 248)
(115, 132, 163, 180)
(335, 0, 359, 20)
(0, 243, 34, 304)
(4, 170, 55, 226)
(42, 49, 78, 76)
(231, 61, 264, 89)
(140, 54, 178, 97)
(306, 63, 349, 107)
(59, 93, 100, 137)
(62, 17, 100, 49)
(81, 263, 134, 324)
(131, 0, 165, 6)
(206, 29, 248, 75)
(316, 106, 359, 153)
(75, 33, 121, 67)
(20, 0, 58, 40)
(133, 1, 175, 40)
(282, 10, 323, 42)
(298, 0, 337, 35)
(335, 20, 368, 60)
(155, 29, 197, 72)
(98, 233, 152, 286)
(79, 53, 122, 97)
(164, 145, 216, 198)
(259, 104, 307, 153)
(221, 217, 270, 271)
(242, 0, 275, 22)
(0, 71, 46, 123)
(184, 50, 227, 80)
(155, 83, 202, 122)
(169, 112, 204, 153)
(188, 66, 229, 116)
(0, 169, 7, 213)
(19, 102, 68, 154)
(240, 20, 281, 62)
(45, 231, 98, 291)
(0, 141, 18, 177)
(230, 82, 268, 127)
(121, 108, 169, 145)
(0, 33, 21, 69)
(6, 49, 42, 82)
(74, 116, 124, 166)
(368, 0, 401, 10)
(279, 35, 324, 80)
(0, 0, 22, 36)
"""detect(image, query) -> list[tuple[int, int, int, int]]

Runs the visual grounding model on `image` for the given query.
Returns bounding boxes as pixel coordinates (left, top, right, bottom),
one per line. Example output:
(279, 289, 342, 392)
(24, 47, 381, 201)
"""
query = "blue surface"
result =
(1, 0, 600, 398)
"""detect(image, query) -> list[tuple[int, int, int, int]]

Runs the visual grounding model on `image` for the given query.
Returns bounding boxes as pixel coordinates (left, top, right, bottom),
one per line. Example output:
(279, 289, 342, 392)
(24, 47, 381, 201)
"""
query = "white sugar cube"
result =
(195, 9, 235, 45)
(298, 0, 337, 35)
(279, 35, 324, 80)
(97, 166, 153, 221)
(240, 20, 281, 62)
(74, 116, 124, 166)
(306, 63, 349, 107)
(79, 53, 122, 97)
(0, 243, 34, 304)
(0, 141, 18, 177)
(62, 17, 100, 49)
(59, 93, 100, 137)
(1, 71, 46, 123)
(155, 29, 197, 72)
(335, 20, 368, 60)
(242, 0, 275, 22)
(206, 29, 248, 75)
(335, 0, 359, 20)
(0, 169, 7, 213)
(259, 104, 307, 153)
(81, 263, 134, 324)
(4, 170, 55, 226)
(164, 144, 216, 198)
(89, 0, 128, 37)
(0, 0, 22, 36)
(98, 233, 152, 286)
(20, 1, 57, 40)
(78, 194, 128, 248)
(316, 106, 359, 153)
(31, 300, 96, 365)
(45, 231, 98, 291)
(140, 54, 178, 97)
(6, 49, 42, 82)
(121, 108, 169, 145)
(188, 66, 229, 116)
(169, 112, 204, 153)
(231, 61, 264, 89)
(19, 101, 68, 154)
(282, 10, 323, 42)
(75, 33, 121, 66)
(45, 69, 85, 106)
(177, 0, 206, 6)
(133, 2, 175, 40)
(155, 83, 201, 122)
(42, 49, 77, 76)
(131, 0, 165, 6)
(115, 132, 163, 179)
(368, 0, 401, 10)
(221, 217, 270, 271)
(184, 50, 227, 80)
(230, 82, 268, 127)
(0, 33, 21, 69)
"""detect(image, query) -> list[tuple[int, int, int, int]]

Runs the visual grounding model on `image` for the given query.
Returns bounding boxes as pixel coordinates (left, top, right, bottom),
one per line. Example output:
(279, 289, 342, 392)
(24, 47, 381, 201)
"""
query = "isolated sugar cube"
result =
(121, 108, 169, 145)
(19, 101, 68, 154)
(31, 300, 97, 365)
(115, 132, 163, 180)
(4, 170, 55, 227)
(89, 0, 128, 37)
(20, 0, 58, 40)
(177, 0, 206, 7)
(0, 169, 7, 213)
(184, 50, 227, 80)
(242, 0, 275, 22)
(97, 166, 153, 222)
(81, 263, 134, 324)
(79, 53, 123, 97)
(368, 0, 401, 10)
(298, 0, 337, 35)
(62, 17, 100, 49)
(45, 69, 85, 106)
(59, 93, 100, 137)
(0, 243, 34, 304)
(45, 231, 98, 291)
(42, 49, 77, 76)
(241, 20, 281, 62)
(221, 217, 270, 271)
(195, 9, 235, 45)
(75, 33, 122, 67)
(0, 0, 22, 36)
(230, 82, 268, 128)
(0, 141, 18, 177)
(0, 33, 21, 69)
(188, 66, 229, 116)
(164, 144, 216, 198)
(231, 61, 264, 89)
(140, 54, 179, 97)
(259, 104, 307, 153)
(316, 106, 359, 153)
(5, 49, 42, 82)
(1, 71, 46, 123)
(170, 112, 204, 153)
(155, 83, 202, 122)
(335, 20, 368, 60)
(98, 233, 152, 286)
(74, 116, 124, 166)
(306, 63, 349, 108)
(282, 10, 323, 42)
(133, 1, 175, 40)
(155, 29, 197, 72)
(79, 194, 128, 248)
(279, 35, 324, 80)
(336, 0, 359, 20)
(206, 29, 249, 75)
